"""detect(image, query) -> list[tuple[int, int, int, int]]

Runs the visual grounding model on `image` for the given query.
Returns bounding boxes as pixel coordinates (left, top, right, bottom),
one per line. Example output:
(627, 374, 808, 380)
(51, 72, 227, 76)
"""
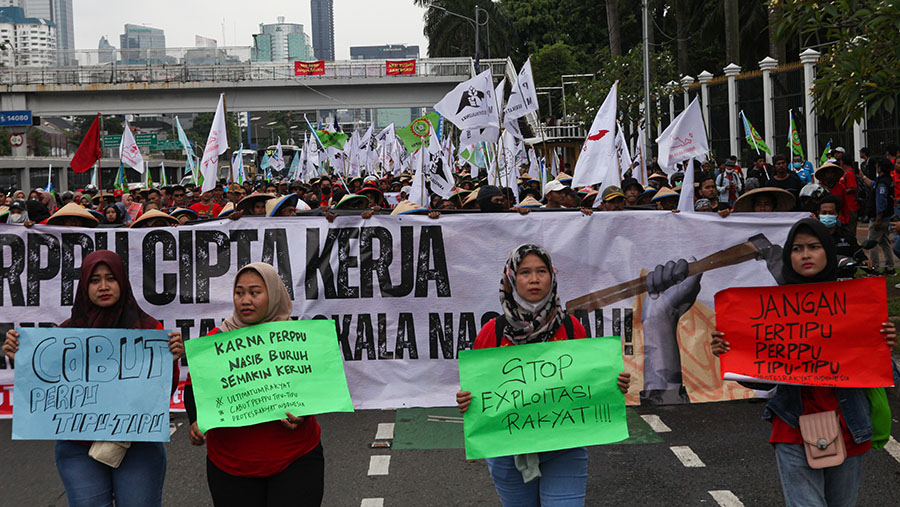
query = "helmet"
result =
(799, 183, 827, 200)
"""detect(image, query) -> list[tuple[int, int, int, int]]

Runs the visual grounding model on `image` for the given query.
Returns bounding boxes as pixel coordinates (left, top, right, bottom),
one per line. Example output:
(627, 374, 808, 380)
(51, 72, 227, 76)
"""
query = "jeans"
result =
(55, 440, 166, 507)
(774, 443, 864, 507)
(486, 447, 588, 507)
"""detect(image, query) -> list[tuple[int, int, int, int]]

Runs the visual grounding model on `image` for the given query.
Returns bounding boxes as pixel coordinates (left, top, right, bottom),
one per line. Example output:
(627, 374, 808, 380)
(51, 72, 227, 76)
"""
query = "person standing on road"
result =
(2, 250, 184, 507)
(183, 262, 324, 507)
(711, 218, 897, 507)
(456, 244, 630, 506)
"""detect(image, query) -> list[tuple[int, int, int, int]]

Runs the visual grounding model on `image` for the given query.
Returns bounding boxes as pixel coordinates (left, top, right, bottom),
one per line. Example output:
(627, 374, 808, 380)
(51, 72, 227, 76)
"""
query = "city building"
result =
(23, 0, 71, 52)
(119, 23, 166, 65)
(97, 35, 115, 64)
(350, 44, 419, 60)
(0, 6, 56, 67)
(310, 0, 334, 61)
(251, 16, 313, 63)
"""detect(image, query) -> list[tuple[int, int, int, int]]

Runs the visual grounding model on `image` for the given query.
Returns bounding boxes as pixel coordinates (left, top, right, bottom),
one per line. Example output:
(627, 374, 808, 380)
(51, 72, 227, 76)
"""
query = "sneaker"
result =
(884, 268, 897, 276)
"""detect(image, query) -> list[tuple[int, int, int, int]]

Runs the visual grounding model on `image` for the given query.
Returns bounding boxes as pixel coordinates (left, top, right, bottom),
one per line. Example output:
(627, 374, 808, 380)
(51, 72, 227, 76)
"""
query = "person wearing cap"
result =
(815, 163, 849, 223)
(621, 178, 643, 207)
(832, 146, 845, 164)
(477, 185, 507, 212)
(130, 209, 179, 228)
(746, 154, 772, 183)
(46, 202, 100, 228)
(694, 198, 714, 212)
(6, 199, 28, 224)
(542, 180, 567, 209)
(792, 155, 812, 184)
(599, 186, 625, 211)
(716, 160, 742, 207)
(228, 184, 247, 206)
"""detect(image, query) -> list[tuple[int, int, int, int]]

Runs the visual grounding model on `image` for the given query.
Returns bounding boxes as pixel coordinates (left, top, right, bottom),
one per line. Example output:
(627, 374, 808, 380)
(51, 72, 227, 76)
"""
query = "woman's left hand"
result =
(617, 372, 631, 394)
(281, 411, 306, 430)
(882, 321, 897, 350)
(168, 331, 184, 360)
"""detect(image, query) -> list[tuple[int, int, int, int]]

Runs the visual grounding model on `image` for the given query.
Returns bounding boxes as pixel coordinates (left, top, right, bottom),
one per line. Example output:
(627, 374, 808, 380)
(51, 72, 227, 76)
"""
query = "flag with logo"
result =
(614, 125, 633, 179)
(396, 112, 440, 154)
(632, 128, 649, 186)
(231, 147, 245, 185)
(119, 121, 145, 173)
(434, 69, 498, 130)
(787, 110, 804, 159)
(271, 137, 286, 174)
(656, 97, 709, 172)
(426, 128, 454, 199)
(572, 82, 617, 188)
(114, 162, 127, 191)
(819, 139, 833, 167)
(741, 111, 770, 154)
(200, 93, 229, 192)
(504, 58, 539, 139)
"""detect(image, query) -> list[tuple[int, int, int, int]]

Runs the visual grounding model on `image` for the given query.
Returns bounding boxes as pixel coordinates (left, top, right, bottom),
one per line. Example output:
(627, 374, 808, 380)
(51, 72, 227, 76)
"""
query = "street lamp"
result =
(249, 116, 261, 149)
(428, 3, 489, 68)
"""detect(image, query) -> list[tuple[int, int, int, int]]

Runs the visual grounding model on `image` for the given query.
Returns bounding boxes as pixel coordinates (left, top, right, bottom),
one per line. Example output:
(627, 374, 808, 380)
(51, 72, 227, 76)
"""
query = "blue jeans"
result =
(774, 443, 864, 507)
(55, 440, 166, 507)
(486, 447, 588, 507)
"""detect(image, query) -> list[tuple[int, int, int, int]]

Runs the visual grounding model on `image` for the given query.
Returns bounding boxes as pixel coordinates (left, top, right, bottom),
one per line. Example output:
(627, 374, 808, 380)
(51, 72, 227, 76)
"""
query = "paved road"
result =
(3, 393, 899, 506)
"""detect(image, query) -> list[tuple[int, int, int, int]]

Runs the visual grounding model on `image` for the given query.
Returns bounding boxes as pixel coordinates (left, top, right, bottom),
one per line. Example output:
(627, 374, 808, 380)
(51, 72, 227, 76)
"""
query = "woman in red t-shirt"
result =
(456, 244, 630, 505)
(183, 262, 323, 506)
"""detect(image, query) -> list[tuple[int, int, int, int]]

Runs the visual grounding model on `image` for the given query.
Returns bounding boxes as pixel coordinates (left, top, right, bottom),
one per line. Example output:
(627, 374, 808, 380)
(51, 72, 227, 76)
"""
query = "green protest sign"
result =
(184, 320, 354, 433)
(459, 337, 628, 460)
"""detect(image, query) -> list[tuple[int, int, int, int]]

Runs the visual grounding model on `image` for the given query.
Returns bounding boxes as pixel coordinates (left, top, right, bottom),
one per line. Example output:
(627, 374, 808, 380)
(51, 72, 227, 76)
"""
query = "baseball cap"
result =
(601, 186, 625, 202)
(544, 180, 566, 194)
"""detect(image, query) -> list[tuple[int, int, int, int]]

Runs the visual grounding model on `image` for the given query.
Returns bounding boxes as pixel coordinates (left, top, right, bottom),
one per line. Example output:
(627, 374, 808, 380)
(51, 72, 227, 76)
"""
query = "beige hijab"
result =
(220, 262, 293, 332)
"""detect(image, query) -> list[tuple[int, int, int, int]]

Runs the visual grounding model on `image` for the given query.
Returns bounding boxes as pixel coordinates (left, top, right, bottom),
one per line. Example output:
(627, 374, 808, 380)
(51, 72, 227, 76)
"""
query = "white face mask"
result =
(7, 211, 25, 224)
(726, 169, 734, 175)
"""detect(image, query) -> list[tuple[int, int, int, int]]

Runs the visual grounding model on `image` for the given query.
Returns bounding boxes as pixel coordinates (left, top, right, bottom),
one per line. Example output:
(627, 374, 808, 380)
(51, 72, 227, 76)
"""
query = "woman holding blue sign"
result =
(3, 250, 185, 507)
(456, 243, 631, 506)
(711, 218, 898, 507)
(182, 262, 325, 507)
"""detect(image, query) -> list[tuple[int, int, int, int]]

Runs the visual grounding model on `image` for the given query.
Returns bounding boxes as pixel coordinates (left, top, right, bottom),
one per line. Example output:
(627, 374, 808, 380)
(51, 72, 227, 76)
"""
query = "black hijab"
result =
(104, 204, 125, 224)
(780, 218, 837, 285)
(477, 185, 504, 212)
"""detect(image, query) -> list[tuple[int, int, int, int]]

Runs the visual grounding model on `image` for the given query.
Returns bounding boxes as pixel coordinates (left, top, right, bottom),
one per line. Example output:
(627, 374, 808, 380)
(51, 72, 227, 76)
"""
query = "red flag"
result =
(71, 113, 101, 173)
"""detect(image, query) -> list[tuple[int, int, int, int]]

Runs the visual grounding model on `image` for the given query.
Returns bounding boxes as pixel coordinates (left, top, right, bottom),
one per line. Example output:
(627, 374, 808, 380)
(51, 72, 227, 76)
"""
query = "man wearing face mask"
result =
(476, 185, 506, 212)
(715, 160, 742, 208)
(792, 155, 812, 184)
(817, 194, 868, 264)
(5, 200, 27, 224)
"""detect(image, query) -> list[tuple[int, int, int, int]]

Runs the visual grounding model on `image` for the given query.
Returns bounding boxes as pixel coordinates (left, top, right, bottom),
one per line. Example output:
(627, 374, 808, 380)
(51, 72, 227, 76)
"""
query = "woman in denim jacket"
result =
(712, 218, 897, 507)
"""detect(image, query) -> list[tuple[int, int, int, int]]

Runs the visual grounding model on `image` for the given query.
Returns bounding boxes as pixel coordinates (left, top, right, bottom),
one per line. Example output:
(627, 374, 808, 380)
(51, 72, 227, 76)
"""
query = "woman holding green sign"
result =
(456, 243, 631, 506)
(183, 262, 325, 506)
(3, 250, 185, 507)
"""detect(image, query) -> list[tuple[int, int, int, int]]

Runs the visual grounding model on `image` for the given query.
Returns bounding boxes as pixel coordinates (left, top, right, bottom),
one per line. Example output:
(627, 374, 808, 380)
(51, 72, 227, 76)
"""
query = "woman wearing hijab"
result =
(183, 262, 324, 507)
(712, 218, 897, 507)
(2, 250, 184, 506)
(456, 244, 630, 506)
(104, 203, 126, 225)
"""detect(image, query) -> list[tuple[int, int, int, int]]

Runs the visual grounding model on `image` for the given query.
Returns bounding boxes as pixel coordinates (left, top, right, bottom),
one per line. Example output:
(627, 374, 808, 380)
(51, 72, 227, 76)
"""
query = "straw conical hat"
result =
(47, 202, 100, 227)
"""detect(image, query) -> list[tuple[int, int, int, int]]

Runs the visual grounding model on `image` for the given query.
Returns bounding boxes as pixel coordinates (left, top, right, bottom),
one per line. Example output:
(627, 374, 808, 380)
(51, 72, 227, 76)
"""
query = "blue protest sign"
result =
(0, 110, 33, 127)
(12, 328, 173, 442)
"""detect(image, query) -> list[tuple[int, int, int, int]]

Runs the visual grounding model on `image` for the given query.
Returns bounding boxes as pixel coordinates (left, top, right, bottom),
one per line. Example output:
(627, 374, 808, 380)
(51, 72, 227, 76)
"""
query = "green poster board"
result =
(458, 337, 628, 459)
(185, 320, 354, 433)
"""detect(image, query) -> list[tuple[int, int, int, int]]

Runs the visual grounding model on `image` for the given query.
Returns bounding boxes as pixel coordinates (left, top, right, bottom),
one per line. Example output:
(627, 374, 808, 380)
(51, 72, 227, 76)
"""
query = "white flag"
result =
(633, 128, 649, 186)
(376, 124, 396, 147)
(499, 129, 519, 203)
(434, 69, 498, 130)
(678, 158, 696, 212)
(494, 78, 506, 124)
(426, 128, 454, 199)
(527, 147, 540, 180)
(119, 121, 145, 173)
(505, 58, 539, 119)
(572, 82, 618, 188)
(408, 149, 427, 207)
(614, 126, 633, 179)
(656, 97, 709, 173)
(272, 138, 286, 173)
(460, 126, 499, 146)
(348, 131, 361, 177)
(200, 93, 229, 192)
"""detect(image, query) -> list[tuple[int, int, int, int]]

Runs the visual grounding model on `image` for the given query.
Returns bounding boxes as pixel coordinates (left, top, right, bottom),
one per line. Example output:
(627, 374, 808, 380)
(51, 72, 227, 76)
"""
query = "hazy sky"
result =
(73, 0, 430, 59)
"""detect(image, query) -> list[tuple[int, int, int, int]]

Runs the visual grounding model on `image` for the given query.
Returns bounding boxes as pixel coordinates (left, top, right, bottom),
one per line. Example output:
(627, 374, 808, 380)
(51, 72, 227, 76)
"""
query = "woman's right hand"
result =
(456, 390, 472, 414)
(2, 329, 19, 360)
(189, 422, 206, 446)
(711, 331, 730, 356)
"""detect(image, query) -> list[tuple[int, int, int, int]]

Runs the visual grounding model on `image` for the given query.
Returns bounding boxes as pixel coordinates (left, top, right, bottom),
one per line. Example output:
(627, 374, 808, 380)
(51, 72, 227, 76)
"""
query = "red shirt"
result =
(840, 170, 860, 213)
(769, 387, 870, 457)
(829, 181, 850, 225)
(189, 201, 224, 219)
(892, 167, 900, 200)
(473, 315, 587, 349)
(190, 328, 322, 478)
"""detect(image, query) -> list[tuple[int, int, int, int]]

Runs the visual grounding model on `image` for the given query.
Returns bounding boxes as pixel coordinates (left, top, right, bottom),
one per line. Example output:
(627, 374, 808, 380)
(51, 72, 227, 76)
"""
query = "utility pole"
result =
(642, 0, 652, 157)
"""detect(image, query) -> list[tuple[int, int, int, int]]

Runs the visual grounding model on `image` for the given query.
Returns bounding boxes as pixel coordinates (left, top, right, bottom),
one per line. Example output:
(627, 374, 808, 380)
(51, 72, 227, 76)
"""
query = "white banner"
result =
(0, 212, 804, 412)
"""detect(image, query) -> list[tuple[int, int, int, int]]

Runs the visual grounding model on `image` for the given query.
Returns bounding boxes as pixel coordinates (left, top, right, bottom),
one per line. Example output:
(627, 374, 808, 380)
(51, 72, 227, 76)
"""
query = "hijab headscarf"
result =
(61, 250, 158, 329)
(499, 244, 568, 344)
(104, 204, 125, 224)
(477, 185, 505, 212)
(780, 218, 837, 286)
(220, 262, 293, 332)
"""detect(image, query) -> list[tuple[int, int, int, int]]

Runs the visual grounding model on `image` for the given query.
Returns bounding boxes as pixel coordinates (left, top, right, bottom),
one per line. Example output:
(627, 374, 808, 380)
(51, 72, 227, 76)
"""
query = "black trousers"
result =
(206, 444, 325, 507)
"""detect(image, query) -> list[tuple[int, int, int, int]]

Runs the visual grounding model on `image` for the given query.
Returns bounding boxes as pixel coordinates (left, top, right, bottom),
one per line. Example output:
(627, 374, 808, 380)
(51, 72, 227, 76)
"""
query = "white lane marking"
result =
(640, 414, 672, 433)
(360, 499, 384, 507)
(427, 415, 464, 420)
(368, 455, 391, 476)
(670, 446, 705, 467)
(709, 490, 744, 507)
(885, 436, 900, 464)
(375, 422, 395, 440)
(426, 417, 464, 424)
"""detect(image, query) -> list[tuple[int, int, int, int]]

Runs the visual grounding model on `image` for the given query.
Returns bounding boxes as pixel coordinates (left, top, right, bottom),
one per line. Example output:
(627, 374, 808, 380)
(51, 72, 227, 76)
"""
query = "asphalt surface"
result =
(2, 393, 899, 506)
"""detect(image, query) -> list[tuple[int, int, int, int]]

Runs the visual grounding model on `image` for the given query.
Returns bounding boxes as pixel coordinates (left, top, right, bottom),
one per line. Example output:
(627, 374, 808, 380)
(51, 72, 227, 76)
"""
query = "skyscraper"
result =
(310, 0, 334, 61)
(251, 16, 313, 63)
(120, 24, 166, 64)
(23, 0, 71, 51)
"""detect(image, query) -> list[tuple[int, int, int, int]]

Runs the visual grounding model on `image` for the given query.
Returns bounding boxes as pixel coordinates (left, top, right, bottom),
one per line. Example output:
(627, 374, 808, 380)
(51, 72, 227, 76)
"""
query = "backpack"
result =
(494, 314, 575, 347)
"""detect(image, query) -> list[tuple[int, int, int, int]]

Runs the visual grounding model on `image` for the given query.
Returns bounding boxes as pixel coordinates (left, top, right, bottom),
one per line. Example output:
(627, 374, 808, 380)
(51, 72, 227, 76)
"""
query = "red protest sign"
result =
(386, 59, 416, 75)
(294, 60, 325, 76)
(714, 277, 892, 388)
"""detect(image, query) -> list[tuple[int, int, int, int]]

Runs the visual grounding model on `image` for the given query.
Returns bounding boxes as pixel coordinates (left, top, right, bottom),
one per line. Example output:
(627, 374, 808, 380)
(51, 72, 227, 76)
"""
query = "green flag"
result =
(787, 110, 804, 159)
(316, 130, 349, 150)
(114, 162, 127, 191)
(819, 139, 832, 166)
(396, 112, 440, 153)
(741, 112, 771, 155)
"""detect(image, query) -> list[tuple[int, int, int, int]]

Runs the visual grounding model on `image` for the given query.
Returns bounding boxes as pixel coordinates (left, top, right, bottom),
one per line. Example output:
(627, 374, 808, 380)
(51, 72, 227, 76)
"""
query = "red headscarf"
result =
(60, 250, 158, 329)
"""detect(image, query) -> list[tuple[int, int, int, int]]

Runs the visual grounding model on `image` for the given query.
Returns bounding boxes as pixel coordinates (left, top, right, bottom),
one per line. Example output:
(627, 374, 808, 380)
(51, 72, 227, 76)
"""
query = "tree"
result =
(414, 0, 517, 60)
(605, 0, 622, 57)
(773, 0, 900, 124)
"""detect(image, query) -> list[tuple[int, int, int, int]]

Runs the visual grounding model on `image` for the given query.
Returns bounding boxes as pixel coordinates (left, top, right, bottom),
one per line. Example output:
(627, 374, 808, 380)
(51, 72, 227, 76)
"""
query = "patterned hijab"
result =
(499, 244, 568, 345)
(220, 262, 293, 332)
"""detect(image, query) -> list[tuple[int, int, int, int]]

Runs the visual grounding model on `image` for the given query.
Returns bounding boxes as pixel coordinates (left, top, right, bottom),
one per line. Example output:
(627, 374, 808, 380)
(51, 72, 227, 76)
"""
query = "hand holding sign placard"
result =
(184, 320, 353, 433)
(12, 328, 173, 441)
(458, 337, 628, 460)
(714, 278, 893, 387)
